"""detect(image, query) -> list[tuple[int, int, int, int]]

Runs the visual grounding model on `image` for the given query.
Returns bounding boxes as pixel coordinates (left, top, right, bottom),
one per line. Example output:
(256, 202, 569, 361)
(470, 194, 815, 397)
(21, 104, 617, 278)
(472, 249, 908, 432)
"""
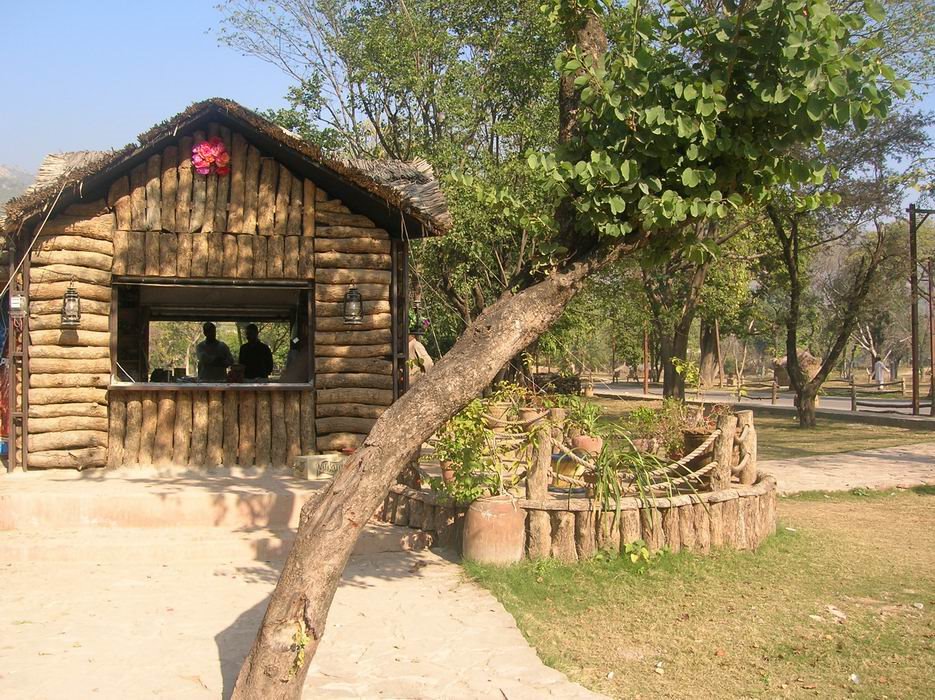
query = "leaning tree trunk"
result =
(231, 246, 627, 699)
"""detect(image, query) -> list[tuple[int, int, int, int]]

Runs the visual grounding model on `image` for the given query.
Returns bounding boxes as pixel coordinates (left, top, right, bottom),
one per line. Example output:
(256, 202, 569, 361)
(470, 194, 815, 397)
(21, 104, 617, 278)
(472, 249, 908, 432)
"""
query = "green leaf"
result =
(806, 94, 825, 121)
(681, 168, 700, 187)
(864, 0, 885, 23)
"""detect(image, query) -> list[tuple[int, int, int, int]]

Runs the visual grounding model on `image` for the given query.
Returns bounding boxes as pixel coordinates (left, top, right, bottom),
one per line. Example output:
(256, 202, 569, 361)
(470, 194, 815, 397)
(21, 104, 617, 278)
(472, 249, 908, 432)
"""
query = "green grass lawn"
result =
(591, 397, 935, 461)
(466, 488, 935, 699)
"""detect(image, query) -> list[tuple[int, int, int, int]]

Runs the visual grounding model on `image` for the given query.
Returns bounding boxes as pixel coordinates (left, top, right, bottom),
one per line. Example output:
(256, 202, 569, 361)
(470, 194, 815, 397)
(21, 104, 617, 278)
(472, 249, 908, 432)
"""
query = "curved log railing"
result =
(379, 407, 776, 561)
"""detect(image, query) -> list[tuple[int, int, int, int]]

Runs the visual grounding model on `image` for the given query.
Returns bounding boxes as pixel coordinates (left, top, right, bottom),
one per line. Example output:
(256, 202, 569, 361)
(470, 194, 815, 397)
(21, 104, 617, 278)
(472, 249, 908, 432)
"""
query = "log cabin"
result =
(0, 98, 451, 471)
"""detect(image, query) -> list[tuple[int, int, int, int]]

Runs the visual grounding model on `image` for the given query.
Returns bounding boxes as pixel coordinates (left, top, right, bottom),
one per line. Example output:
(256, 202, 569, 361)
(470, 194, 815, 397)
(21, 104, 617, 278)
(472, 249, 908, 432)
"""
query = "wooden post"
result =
(190, 391, 208, 466)
(270, 391, 287, 467)
(285, 391, 301, 467)
(735, 410, 757, 486)
(223, 391, 239, 466)
(172, 391, 192, 466)
(850, 377, 857, 412)
(206, 392, 223, 466)
(525, 411, 552, 558)
(107, 394, 127, 468)
(771, 380, 778, 406)
(138, 392, 157, 465)
(124, 395, 142, 465)
(239, 391, 256, 467)
(642, 327, 649, 395)
(710, 412, 738, 491)
(153, 392, 176, 466)
(255, 392, 271, 467)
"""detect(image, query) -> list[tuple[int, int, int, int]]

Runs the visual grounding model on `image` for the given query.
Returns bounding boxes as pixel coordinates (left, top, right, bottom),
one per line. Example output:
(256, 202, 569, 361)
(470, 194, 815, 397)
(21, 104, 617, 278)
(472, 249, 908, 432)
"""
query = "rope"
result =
(552, 427, 721, 482)
(730, 453, 750, 474)
(482, 410, 549, 427)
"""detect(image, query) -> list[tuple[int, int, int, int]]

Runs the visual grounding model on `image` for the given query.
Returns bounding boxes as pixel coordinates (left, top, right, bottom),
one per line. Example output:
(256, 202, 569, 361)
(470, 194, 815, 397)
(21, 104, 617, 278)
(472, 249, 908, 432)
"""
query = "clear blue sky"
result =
(0, 1, 291, 172)
(1, 1, 933, 177)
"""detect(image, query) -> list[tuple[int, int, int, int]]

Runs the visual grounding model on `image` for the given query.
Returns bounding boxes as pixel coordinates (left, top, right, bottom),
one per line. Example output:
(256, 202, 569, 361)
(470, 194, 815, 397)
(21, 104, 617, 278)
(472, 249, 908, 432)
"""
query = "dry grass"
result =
(466, 489, 935, 699)
(590, 397, 935, 461)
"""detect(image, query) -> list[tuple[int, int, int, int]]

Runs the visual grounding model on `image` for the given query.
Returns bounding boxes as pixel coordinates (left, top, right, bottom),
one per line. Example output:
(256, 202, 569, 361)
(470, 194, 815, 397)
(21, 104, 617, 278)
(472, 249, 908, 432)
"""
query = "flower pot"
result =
(441, 460, 456, 484)
(681, 429, 711, 471)
(571, 434, 603, 456)
(551, 452, 586, 489)
(484, 402, 513, 428)
(461, 495, 526, 564)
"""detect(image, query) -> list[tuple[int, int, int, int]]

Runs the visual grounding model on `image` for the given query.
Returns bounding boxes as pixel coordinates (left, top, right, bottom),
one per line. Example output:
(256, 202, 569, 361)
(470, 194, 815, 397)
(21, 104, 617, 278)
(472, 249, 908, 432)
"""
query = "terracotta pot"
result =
(571, 434, 603, 455)
(461, 495, 526, 564)
(441, 460, 456, 484)
(484, 402, 513, 428)
(682, 429, 710, 471)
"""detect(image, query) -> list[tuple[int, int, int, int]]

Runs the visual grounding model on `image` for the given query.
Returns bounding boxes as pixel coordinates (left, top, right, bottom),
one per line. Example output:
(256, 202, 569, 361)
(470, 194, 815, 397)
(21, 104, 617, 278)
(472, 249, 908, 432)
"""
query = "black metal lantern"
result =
(61, 281, 81, 329)
(343, 283, 363, 325)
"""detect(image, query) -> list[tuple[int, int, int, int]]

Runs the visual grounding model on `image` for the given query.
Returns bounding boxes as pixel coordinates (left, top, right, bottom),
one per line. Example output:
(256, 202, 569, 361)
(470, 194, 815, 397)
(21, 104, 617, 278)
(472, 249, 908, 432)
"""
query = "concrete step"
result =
(0, 521, 432, 563)
(0, 466, 328, 530)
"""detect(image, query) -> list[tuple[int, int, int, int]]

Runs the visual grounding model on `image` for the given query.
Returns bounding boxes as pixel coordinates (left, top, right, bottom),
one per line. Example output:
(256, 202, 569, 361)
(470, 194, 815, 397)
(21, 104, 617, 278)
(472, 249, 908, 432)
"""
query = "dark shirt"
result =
(239, 340, 274, 379)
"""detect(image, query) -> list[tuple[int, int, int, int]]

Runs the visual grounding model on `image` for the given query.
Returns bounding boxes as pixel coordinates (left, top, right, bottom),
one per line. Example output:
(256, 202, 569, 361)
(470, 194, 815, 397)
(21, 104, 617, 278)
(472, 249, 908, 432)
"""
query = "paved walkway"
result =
(760, 442, 935, 494)
(0, 531, 602, 699)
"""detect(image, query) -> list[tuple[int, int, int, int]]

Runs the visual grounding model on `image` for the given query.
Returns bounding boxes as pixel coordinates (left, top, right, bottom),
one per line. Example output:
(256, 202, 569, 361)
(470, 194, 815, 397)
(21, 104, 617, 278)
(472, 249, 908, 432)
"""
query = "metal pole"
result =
(929, 259, 934, 416)
(642, 327, 649, 396)
(909, 204, 920, 415)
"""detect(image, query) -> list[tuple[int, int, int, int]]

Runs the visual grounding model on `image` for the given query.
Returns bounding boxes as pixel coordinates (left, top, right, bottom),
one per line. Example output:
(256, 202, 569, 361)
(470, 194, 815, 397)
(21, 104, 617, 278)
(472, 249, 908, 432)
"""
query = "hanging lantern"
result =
(61, 280, 81, 329)
(343, 283, 363, 325)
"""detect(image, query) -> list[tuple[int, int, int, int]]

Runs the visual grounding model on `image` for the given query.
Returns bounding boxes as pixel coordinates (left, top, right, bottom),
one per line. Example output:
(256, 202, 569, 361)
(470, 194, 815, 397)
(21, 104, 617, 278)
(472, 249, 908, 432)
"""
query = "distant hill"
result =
(0, 165, 35, 215)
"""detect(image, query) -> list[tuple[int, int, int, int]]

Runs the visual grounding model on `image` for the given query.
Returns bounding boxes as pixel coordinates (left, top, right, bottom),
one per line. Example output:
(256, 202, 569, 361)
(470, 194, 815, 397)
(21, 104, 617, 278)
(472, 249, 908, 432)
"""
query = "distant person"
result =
(196, 322, 234, 381)
(239, 323, 274, 380)
(408, 332, 434, 385)
(872, 357, 888, 390)
(280, 337, 309, 382)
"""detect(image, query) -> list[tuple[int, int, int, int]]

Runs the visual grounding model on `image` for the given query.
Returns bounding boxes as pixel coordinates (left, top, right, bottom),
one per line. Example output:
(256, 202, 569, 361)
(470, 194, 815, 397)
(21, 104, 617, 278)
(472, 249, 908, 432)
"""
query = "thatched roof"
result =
(1, 98, 451, 238)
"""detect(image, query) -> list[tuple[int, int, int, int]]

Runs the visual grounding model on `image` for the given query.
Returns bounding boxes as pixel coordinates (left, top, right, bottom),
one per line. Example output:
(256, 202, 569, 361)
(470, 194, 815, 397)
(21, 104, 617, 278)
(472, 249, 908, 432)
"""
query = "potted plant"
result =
(484, 381, 528, 427)
(566, 396, 605, 455)
(429, 399, 493, 483)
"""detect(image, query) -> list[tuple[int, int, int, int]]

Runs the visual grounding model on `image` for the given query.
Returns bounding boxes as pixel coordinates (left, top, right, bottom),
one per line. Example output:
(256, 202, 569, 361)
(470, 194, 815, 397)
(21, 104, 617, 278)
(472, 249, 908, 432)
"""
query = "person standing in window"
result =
(196, 322, 234, 381)
(239, 323, 274, 380)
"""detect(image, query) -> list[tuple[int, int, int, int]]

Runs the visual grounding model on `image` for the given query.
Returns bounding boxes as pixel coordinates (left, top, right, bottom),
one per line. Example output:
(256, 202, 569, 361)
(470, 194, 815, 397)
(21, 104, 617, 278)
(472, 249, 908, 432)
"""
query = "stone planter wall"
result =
(377, 472, 778, 562)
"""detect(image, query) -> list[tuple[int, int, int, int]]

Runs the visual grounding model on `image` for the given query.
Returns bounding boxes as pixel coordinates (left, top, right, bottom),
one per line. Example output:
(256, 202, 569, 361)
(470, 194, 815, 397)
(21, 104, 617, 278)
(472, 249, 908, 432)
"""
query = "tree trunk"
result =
(797, 388, 818, 428)
(231, 245, 628, 699)
(699, 320, 718, 387)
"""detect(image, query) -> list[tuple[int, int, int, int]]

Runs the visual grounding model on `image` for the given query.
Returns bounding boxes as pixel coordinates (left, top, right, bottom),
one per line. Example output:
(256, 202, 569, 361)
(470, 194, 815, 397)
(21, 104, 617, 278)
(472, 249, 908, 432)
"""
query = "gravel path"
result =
(761, 442, 935, 494)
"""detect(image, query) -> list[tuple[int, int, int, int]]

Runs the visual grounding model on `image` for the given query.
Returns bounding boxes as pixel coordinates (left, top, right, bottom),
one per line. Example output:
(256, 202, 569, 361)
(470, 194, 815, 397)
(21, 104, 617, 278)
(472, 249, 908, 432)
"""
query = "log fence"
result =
(378, 408, 776, 560)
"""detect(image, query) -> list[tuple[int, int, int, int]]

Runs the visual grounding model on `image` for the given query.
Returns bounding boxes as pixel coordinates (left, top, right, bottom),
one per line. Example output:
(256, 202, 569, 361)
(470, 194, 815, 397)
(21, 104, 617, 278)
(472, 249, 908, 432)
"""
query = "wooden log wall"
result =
(314, 202, 394, 452)
(108, 388, 314, 468)
(21, 122, 400, 467)
(108, 123, 315, 280)
(27, 201, 115, 469)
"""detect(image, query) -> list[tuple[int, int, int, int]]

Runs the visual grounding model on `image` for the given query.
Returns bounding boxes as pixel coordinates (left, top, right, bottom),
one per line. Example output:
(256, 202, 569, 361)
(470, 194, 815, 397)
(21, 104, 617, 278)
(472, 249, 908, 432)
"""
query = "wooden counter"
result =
(107, 385, 314, 469)
(109, 382, 313, 392)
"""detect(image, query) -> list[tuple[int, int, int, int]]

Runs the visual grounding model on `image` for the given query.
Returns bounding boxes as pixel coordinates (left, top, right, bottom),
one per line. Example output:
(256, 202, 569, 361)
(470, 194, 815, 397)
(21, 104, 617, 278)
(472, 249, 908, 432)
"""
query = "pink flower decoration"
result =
(191, 137, 230, 176)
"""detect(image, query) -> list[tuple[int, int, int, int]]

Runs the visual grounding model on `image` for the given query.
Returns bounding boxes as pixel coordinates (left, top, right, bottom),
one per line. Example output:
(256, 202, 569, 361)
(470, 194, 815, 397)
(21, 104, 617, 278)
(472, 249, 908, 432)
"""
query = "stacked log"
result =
(105, 123, 315, 280)
(27, 205, 114, 469)
(315, 214, 392, 451)
(107, 389, 310, 468)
